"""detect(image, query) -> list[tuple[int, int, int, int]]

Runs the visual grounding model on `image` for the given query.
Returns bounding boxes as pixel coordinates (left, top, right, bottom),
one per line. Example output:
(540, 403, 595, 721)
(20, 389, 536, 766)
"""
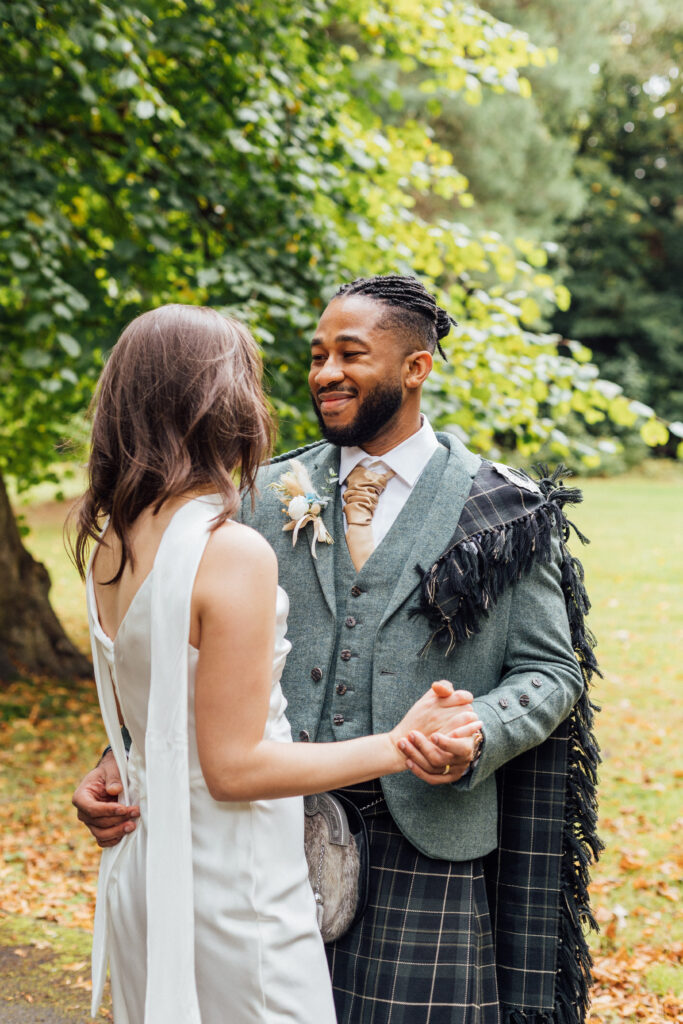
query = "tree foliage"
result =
(552, 8, 683, 438)
(396, 0, 614, 243)
(0, 0, 667, 499)
(391, 0, 682, 453)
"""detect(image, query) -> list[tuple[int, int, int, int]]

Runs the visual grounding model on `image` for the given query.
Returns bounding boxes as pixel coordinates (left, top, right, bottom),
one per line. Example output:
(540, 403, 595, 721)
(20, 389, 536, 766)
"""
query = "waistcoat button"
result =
(350, 585, 362, 597)
(299, 729, 310, 742)
(499, 697, 509, 709)
(531, 678, 542, 688)
(336, 683, 347, 695)
(345, 616, 357, 628)
(519, 693, 530, 706)
(340, 649, 352, 661)
(333, 714, 344, 726)
(310, 667, 323, 682)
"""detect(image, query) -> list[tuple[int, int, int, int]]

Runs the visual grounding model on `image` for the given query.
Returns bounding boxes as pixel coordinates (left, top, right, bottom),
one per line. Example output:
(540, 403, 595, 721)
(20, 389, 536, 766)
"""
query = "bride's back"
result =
(92, 498, 200, 649)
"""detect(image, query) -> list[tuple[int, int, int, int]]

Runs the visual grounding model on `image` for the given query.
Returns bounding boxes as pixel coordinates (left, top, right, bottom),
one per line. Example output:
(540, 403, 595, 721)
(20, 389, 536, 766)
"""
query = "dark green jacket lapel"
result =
(299, 444, 340, 619)
(378, 433, 481, 629)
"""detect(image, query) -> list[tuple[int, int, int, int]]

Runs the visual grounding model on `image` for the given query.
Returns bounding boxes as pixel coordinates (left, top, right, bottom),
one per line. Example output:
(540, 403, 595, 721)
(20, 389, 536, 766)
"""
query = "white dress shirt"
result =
(339, 417, 440, 546)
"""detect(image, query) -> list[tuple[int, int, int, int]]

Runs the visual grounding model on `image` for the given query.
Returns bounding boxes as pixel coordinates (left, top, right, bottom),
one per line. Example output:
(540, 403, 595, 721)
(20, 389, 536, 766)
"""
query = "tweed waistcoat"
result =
(316, 525, 358, 742)
(317, 446, 450, 743)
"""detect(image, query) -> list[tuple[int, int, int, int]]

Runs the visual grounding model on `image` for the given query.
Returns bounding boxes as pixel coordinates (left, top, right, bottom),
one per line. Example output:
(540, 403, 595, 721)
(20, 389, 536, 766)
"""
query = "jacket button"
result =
(499, 697, 509, 709)
(519, 693, 530, 706)
(310, 667, 323, 682)
(345, 616, 357, 628)
(299, 730, 310, 742)
(336, 683, 347, 695)
(340, 649, 352, 662)
(532, 678, 542, 688)
(333, 714, 344, 726)
(351, 585, 362, 597)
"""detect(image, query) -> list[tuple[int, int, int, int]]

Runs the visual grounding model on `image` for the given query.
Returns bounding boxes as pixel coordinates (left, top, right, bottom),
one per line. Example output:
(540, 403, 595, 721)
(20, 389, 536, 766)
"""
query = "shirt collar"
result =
(338, 416, 439, 488)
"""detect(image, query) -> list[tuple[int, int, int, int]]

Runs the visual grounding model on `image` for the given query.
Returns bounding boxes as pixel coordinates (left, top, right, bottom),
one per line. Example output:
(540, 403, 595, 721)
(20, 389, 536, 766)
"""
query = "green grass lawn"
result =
(3, 462, 682, 1020)
(570, 466, 683, 1008)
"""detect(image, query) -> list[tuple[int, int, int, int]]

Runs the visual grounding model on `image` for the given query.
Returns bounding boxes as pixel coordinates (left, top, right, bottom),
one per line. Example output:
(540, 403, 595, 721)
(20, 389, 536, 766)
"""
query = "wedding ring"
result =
(441, 764, 452, 775)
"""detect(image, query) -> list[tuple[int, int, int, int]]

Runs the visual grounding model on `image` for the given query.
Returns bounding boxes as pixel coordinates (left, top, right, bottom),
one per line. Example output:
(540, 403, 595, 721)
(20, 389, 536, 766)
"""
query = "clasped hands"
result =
(394, 680, 483, 786)
(73, 679, 481, 849)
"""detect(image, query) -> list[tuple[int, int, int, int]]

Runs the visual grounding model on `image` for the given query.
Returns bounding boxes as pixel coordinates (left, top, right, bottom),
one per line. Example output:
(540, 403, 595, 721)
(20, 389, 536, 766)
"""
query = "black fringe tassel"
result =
(416, 464, 603, 1024)
(538, 468, 603, 1024)
(413, 500, 558, 653)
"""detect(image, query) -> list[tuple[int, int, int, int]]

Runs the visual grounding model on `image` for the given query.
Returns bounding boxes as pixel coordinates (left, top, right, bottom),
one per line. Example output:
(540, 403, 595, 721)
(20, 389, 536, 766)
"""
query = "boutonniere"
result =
(271, 460, 334, 558)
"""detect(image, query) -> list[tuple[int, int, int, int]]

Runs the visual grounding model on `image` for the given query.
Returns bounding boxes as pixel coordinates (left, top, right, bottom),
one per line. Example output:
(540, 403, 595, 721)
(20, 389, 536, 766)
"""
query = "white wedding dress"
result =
(86, 496, 336, 1023)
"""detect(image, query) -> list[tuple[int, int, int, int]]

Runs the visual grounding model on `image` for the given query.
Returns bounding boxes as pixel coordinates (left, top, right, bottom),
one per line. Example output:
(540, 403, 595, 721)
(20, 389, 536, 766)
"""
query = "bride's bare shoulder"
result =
(201, 520, 277, 580)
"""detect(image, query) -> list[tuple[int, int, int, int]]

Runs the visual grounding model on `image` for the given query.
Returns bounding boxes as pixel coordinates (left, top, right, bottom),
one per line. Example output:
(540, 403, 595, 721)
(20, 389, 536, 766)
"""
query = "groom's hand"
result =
(72, 750, 139, 848)
(399, 721, 482, 785)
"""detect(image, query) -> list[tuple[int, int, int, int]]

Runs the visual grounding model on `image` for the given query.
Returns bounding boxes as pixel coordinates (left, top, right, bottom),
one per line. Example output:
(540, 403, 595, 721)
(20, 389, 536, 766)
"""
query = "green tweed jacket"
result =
(241, 432, 584, 863)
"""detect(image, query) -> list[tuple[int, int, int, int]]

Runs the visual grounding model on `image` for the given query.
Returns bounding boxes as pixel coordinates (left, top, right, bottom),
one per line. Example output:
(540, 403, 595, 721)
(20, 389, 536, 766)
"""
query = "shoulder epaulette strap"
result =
(269, 439, 329, 465)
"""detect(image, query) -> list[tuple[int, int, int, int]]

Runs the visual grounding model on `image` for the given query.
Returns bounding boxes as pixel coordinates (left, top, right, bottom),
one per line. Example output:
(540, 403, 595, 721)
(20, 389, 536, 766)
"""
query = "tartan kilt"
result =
(326, 780, 501, 1024)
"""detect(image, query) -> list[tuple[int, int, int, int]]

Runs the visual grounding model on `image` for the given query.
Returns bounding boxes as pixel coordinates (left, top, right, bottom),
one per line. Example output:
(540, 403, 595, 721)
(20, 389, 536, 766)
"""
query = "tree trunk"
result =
(0, 473, 91, 680)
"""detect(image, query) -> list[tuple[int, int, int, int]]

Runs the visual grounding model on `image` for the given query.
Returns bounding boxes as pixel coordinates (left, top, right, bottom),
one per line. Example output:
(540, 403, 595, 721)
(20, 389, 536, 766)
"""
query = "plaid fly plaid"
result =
(484, 723, 569, 1009)
(416, 461, 601, 1022)
(327, 780, 501, 1024)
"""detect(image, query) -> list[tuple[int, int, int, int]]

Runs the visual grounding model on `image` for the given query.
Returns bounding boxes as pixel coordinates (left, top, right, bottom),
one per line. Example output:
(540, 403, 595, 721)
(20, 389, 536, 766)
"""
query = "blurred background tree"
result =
(394, 0, 682, 447)
(552, 7, 683, 430)
(0, 0, 678, 675)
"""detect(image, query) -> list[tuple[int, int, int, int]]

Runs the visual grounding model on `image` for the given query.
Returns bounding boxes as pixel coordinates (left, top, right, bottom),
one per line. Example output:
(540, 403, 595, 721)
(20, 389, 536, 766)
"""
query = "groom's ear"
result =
(403, 350, 433, 390)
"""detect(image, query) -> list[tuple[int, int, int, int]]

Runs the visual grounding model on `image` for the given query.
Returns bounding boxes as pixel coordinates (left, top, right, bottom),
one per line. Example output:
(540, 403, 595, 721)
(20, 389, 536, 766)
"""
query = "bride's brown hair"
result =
(71, 304, 273, 581)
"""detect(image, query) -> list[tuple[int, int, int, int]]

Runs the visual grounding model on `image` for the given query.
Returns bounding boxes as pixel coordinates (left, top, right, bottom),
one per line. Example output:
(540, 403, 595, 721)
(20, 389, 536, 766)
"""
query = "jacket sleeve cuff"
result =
(449, 674, 574, 792)
(98, 725, 132, 765)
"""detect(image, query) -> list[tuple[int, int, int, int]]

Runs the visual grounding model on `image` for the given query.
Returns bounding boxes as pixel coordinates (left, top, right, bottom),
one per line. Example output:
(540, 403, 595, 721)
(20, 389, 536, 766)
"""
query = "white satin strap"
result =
(89, 628, 131, 1014)
(144, 496, 221, 1023)
(88, 496, 222, 1022)
(87, 523, 134, 1017)
(85, 518, 131, 807)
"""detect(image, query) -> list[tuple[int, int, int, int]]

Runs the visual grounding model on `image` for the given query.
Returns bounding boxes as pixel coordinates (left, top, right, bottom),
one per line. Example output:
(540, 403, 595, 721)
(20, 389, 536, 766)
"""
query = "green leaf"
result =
(134, 100, 155, 119)
(608, 397, 638, 427)
(9, 251, 30, 270)
(554, 285, 571, 312)
(531, 380, 548, 402)
(114, 69, 139, 89)
(20, 348, 52, 369)
(519, 297, 540, 324)
(56, 333, 81, 358)
(640, 419, 669, 447)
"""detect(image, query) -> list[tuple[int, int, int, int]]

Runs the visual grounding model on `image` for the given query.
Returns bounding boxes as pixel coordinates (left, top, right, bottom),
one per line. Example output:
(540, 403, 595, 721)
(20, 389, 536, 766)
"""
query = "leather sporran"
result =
(303, 791, 369, 944)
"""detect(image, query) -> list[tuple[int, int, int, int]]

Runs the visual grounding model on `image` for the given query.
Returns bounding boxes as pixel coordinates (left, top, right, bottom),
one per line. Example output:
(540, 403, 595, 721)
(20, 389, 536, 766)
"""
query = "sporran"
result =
(303, 790, 369, 943)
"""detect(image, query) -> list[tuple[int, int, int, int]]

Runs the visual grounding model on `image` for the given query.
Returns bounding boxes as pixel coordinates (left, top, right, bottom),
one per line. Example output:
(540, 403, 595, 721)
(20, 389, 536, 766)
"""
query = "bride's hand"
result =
(389, 680, 480, 753)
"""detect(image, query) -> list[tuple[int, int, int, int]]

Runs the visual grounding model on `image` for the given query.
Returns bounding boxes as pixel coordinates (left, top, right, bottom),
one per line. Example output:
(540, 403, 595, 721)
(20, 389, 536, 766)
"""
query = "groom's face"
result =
(309, 295, 408, 448)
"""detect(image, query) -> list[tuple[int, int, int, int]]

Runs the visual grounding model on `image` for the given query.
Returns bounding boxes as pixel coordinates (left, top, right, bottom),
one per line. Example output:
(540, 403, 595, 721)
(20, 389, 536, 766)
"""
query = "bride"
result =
(71, 304, 482, 1023)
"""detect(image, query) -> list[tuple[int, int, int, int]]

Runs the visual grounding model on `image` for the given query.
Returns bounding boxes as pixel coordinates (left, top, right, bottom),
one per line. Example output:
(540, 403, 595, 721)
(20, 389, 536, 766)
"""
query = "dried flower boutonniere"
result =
(271, 460, 334, 558)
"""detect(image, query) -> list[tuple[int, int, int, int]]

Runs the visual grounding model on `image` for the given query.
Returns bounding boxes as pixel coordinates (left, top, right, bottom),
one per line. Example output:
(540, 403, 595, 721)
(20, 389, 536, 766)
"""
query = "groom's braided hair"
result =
(332, 274, 455, 359)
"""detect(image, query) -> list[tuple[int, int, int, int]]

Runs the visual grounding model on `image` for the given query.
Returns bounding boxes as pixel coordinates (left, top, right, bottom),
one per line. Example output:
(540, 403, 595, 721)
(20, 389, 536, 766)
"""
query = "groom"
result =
(74, 275, 600, 1024)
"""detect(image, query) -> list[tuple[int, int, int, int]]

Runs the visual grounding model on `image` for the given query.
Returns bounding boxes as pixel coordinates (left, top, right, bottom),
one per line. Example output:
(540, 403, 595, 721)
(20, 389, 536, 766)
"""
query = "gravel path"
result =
(0, 942, 110, 1023)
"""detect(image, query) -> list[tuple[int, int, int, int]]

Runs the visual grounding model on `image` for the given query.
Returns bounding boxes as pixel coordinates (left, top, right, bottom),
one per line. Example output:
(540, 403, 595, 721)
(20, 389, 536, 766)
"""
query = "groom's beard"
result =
(310, 379, 404, 448)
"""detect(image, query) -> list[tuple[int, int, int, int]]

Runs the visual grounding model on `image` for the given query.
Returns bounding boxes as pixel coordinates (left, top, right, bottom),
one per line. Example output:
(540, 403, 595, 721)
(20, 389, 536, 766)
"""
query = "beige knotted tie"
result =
(343, 463, 395, 571)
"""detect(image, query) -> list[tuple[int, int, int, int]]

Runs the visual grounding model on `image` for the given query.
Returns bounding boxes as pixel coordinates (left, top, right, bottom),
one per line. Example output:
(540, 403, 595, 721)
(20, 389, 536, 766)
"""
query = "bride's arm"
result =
(193, 523, 481, 802)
